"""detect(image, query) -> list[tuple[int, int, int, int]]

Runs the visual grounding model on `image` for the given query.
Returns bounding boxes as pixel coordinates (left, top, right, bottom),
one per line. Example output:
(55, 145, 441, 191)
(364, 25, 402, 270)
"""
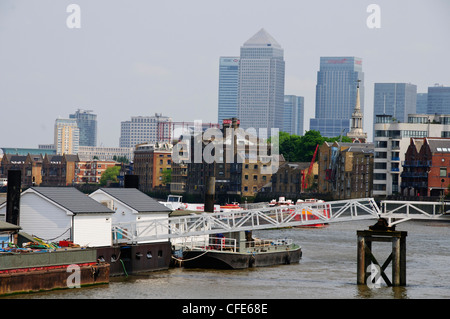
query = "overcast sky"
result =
(0, 0, 449, 148)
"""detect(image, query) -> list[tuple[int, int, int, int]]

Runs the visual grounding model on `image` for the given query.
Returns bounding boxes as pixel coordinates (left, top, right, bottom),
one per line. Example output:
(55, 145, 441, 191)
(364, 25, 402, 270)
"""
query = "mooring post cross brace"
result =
(357, 230, 407, 287)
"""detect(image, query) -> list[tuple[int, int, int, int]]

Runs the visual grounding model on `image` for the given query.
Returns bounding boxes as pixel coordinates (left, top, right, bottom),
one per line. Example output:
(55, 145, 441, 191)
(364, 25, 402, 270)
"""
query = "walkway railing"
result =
(112, 198, 381, 244)
(379, 200, 450, 226)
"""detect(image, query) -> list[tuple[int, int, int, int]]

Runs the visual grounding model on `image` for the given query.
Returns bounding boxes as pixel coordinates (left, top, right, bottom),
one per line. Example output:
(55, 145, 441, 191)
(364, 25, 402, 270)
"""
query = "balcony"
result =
(402, 160, 431, 167)
(401, 171, 428, 178)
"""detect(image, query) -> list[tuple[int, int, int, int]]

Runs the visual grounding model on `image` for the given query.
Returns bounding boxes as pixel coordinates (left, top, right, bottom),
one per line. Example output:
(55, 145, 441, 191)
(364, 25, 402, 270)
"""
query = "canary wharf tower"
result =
(237, 29, 285, 135)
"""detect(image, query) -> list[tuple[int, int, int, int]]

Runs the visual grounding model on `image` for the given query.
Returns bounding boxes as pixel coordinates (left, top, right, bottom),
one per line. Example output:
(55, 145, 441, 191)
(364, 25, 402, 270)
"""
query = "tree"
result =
(272, 130, 352, 163)
(161, 169, 172, 186)
(99, 166, 121, 186)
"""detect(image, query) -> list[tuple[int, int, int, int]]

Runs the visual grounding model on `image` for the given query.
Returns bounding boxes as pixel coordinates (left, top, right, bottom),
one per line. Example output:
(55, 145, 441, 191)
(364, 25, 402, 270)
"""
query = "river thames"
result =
(7, 219, 450, 299)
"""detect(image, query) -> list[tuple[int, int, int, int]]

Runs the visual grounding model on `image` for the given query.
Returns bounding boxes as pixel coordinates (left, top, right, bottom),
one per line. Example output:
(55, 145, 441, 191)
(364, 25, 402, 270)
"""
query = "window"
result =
(440, 167, 447, 177)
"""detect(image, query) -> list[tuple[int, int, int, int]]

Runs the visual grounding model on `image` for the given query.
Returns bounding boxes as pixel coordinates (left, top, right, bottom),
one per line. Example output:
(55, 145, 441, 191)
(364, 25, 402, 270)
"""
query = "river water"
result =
(7, 219, 450, 299)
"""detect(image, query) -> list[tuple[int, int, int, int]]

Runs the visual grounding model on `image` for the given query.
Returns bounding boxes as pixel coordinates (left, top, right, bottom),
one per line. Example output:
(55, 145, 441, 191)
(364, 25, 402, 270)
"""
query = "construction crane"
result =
(302, 144, 319, 190)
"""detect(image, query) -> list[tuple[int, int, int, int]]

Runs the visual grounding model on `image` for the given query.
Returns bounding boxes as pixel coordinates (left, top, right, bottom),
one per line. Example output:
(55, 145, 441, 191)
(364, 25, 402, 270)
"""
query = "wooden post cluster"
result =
(357, 229, 407, 287)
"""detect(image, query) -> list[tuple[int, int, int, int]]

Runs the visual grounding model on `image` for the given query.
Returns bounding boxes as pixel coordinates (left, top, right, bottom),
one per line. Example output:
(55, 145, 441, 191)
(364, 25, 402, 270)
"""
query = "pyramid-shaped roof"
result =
(243, 28, 281, 48)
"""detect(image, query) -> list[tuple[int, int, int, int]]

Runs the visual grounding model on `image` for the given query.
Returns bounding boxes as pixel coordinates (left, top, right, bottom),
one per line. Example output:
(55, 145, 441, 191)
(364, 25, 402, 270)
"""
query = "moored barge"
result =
(175, 231, 302, 269)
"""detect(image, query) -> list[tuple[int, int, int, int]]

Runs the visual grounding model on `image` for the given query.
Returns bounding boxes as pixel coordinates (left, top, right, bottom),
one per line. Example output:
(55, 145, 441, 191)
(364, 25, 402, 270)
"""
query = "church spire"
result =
(346, 80, 367, 143)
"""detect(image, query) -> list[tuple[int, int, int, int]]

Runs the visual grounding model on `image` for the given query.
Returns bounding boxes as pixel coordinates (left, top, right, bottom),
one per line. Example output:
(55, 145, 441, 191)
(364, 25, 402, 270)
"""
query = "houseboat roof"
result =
(29, 187, 114, 214)
(96, 188, 172, 213)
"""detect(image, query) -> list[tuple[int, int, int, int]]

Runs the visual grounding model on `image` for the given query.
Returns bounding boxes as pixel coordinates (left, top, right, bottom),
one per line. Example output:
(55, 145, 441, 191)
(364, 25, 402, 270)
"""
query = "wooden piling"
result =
(357, 229, 407, 287)
(204, 176, 215, 213)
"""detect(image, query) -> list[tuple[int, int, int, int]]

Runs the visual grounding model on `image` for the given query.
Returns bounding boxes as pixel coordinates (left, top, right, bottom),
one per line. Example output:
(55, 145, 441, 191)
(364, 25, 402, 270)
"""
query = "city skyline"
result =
(0, 1, 449, 148)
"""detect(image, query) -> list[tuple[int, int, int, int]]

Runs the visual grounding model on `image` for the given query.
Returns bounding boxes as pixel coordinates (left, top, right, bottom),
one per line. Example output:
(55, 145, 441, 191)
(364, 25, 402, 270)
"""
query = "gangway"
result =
(380, 200, 450, 226)
(112, 198, 381, 244)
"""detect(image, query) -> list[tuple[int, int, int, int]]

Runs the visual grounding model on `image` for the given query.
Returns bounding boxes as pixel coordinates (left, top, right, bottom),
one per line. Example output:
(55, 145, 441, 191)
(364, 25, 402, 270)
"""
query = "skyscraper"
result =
(69, 109, 97, 147)
(283, 95, 304, 135)
(373, 83, 417, 122)
(237, 28, 285, 135)
(427, 84, 450, 114)
(309, 57, 364, 138)
(54, 118, 79, 155)
(416, 93, 428, 114)
(218, 57, 240, 124)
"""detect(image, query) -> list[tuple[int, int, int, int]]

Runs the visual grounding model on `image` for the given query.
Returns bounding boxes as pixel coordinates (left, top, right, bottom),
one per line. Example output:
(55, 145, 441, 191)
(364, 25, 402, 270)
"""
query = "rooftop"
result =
(243, 28, 281, 49)
(96, 188, 171, 213)
(30, 187, 113, 214)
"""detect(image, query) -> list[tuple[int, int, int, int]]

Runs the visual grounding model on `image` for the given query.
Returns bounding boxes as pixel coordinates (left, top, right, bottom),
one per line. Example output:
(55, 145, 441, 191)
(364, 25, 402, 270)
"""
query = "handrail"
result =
(112, 198, 381, 244)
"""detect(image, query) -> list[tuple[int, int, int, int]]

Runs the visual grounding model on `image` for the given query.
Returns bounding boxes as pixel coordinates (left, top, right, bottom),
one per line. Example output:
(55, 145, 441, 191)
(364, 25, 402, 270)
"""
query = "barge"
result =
(0, 247, 109, 296)
(174, 231, 302, 269)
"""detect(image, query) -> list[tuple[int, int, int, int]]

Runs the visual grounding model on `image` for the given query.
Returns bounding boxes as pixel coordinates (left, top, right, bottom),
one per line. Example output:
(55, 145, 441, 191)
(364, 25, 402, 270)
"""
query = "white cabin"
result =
(0, 187, 114, 247)
(89, 188, 172, 243)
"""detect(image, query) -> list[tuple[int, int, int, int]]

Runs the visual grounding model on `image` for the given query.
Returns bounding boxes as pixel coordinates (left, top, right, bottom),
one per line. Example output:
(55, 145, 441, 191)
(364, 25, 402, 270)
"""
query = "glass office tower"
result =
(427, 85, 450, 114)
(309, 57, 364, 138)
(218, 57, 240, 124)
(416, 93, 428, 114)
(283, 95, 304, 135)
(237, 29, 285, 135)
(373, 83, 417, 122)
(69, 109, 97, 147)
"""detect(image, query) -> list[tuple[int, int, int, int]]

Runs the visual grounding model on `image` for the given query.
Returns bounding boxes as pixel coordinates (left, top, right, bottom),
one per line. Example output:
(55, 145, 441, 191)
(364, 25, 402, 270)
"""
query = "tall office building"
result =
(54, 118, 79, 155)
(237, 28, 285, 135)
(218, 57, 240, 124)
(427, 84, 450, 114)
(373, 83, 417, 122)
(310, 57, 364, 138)
(69, 109, 97, 147)
(283, 95, 304, 135)
(119, 113, 172, 148)
(416, 93, 428, 114)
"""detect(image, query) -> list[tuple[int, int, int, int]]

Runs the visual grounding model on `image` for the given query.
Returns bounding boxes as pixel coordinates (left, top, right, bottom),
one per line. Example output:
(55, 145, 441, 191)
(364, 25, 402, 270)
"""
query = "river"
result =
(6, 219, 450, 299)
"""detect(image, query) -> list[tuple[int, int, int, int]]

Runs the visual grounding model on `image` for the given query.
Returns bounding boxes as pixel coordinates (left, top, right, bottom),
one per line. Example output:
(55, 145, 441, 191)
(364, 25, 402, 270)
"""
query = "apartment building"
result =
(373, 113, 450, 197)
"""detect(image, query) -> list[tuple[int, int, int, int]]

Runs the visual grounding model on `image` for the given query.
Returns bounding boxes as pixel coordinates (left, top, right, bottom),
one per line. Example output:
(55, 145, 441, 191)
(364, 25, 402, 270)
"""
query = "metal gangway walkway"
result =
(111, 198, 381, 244)
(111, 198, 450, 244)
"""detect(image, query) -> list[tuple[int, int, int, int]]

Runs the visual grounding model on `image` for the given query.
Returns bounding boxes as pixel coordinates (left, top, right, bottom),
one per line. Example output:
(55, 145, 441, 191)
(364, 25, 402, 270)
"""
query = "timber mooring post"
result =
(357, 219, 407, 287)
(204, 176, 215, 213)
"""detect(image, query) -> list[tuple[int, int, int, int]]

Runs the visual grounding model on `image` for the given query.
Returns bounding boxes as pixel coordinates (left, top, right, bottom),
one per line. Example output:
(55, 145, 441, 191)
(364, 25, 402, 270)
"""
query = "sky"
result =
(0, 0, 449, 149)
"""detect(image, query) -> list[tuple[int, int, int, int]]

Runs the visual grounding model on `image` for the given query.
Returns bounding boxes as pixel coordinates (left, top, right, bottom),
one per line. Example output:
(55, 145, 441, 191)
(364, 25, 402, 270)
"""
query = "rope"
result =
(119, 259, 128, 277)
(171, 250, 209, 263)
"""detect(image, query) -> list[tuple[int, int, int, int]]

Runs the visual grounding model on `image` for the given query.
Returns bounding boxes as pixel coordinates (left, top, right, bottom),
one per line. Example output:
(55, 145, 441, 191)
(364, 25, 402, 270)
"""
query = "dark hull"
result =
(182, 247, 302, 270)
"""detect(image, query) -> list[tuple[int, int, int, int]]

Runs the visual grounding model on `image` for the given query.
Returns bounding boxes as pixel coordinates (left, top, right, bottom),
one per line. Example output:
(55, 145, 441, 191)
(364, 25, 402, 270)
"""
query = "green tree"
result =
(161, 169, 172, 186)
(272, 130, 352, 163)
(99, 166, 121, 186)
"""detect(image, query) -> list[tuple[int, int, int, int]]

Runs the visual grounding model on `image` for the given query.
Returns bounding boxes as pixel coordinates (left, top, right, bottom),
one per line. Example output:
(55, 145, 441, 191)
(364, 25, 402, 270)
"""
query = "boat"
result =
(174, 231, 302, 269)
(160, 195, 220, 212)
(268, 197, 329, 228)
(293, 199, 329, 228)
(220, 202, 243, 213)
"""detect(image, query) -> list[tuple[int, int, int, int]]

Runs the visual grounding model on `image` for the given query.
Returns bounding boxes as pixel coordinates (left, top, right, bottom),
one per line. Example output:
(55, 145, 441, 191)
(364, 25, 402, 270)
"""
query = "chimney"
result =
(124, 175, 139, 189)
(6, 170, 21, 226)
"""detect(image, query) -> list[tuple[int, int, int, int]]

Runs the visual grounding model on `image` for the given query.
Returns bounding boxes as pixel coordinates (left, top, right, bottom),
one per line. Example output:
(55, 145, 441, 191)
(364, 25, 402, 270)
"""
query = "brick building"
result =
(133, 143, 173, 193)
(319, 141, 373, 199)
(75, 160, 118, 184)
(401, 137, 450, 197)
(41, 154, 79, 186)
(0, 154, 43, 187)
